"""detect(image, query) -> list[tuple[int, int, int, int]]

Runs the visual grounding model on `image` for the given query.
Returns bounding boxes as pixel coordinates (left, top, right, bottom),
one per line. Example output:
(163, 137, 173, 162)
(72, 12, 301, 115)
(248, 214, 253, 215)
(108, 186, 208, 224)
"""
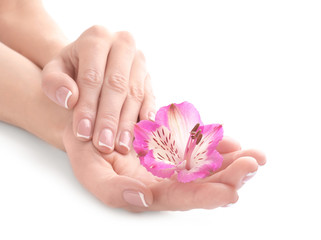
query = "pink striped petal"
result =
(176, 124, 223, 183)
(133, 120, 161, 156)
(155, 102, 203, 157)
(198, 124, 223, 155)
(140, 150, 176, 178)
(177, 150, 223, 183)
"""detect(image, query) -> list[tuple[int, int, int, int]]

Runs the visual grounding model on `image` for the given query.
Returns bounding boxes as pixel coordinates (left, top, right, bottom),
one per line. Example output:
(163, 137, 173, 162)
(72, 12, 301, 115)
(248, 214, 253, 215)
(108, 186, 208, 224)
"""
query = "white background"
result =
(1, 0, 321, 239)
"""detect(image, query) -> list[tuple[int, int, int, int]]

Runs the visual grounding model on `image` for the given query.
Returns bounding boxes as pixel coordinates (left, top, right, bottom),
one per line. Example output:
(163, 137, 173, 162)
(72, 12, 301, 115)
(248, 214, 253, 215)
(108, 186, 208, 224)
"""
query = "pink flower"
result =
(133, 102, 223, 183)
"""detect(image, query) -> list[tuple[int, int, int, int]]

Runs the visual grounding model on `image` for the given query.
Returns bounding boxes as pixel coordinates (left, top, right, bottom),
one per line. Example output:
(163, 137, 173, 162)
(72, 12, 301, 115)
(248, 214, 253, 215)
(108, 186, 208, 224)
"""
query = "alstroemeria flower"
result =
(133, 102, 223, 183)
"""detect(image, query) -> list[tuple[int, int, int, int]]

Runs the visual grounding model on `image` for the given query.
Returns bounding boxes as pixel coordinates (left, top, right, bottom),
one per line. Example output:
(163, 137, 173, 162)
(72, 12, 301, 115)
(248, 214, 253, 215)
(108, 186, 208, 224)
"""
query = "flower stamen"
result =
(191, 123, 200, 134)
(196, 133, 203, 144)
(184, 124, 203, 170)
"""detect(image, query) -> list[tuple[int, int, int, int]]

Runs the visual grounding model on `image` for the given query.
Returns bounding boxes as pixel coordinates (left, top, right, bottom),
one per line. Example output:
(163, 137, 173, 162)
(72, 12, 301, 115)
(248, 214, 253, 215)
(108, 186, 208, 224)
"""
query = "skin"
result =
(0, 0, 156, 154)
(0, 0, 266, 212)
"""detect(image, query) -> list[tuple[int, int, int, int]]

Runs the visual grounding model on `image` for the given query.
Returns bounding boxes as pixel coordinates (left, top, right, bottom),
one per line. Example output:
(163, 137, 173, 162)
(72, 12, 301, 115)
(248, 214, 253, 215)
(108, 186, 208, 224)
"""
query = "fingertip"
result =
(139, 110, 156, 122)
(42, 71, 79, 109)
(76, 118, 93, 141)
(217, 136, 242, 153)
(236, 156, 259, 175)
(212, 156, 259, 189)
(235, 149, 267, 166)
(115, 130, 132, 155)
(97, 175, 153, 210)
(93, 128, 115, 153)
(254, 149, 267, 166)
(97, 141, 114, 154)
(56, 86, 73, 109)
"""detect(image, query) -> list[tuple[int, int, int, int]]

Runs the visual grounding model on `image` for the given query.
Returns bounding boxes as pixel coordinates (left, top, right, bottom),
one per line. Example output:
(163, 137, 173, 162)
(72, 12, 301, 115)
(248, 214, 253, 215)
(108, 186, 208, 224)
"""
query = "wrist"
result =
(0, 0, 69, 68)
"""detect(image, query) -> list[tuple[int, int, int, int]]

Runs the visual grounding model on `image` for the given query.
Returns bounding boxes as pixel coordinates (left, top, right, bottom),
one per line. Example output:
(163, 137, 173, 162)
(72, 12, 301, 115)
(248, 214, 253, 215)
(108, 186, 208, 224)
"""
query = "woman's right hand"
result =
(63, 120, 266, 212)
(42, 26, 155, 155)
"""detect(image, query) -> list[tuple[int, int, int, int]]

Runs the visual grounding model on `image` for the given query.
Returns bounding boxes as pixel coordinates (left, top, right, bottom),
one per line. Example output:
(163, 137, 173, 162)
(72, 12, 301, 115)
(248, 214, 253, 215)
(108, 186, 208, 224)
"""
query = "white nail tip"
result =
(246, 171, 257, 177)
(138, 192, 149, 207)
(223, 203, 234, 208)
(98, 141, 113, 149)
(65, 91, 72, 109)
(119, 142, 130, 151)
(76, 133, 90, 139)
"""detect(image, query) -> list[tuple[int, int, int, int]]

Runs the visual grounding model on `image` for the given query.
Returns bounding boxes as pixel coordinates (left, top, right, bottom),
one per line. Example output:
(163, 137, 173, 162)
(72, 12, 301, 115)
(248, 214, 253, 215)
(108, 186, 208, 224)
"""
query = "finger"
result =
(149, 181, 238, 211)
(93, 31, 136, 153)
(209, 156, 258, 189)
(73, 26, 112, 141)
(219, 148, 266, 172)
(115, 50, 146, 154)
(216, 136, 241, 154)
(63, 121, 153, 212)
(139, 73, 156, 121)
(42, 57, 79, 109)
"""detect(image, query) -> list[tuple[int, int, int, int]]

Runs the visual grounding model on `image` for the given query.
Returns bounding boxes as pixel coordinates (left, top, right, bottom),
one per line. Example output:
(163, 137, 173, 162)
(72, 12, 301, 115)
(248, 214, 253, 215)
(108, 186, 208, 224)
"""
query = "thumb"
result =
(63, 121, 153, 211)
(97, 175, 153, 211)
(42, 58, 79, 109)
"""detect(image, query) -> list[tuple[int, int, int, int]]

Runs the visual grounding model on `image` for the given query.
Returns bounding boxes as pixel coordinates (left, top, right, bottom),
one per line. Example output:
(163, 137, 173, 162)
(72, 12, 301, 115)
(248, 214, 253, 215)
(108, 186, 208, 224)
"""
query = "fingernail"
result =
(77, 119, 92, 139)
(122, 191, 148, 207)
(119, 131, 131, 152)
(242, 171, 257, 184)
(99, 128, 114, 150)
(56, 87, 72, 109)
(148, 112, 156, 121)
(222, 203, 235, 208)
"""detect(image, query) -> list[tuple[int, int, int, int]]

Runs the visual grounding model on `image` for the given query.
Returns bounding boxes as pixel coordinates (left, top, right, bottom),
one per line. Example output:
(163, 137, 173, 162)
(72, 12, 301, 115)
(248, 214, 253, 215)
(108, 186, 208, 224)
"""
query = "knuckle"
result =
(87, 25, 110, 39)
(80, 68, 103, 87)
(116, 31, 135, 47)
(101, 112, 119, 128)
(128, 85, 144, 103)
(122, 120, 136, 132)
(75, 102, 95, 116)
(108, 72, 128, 94)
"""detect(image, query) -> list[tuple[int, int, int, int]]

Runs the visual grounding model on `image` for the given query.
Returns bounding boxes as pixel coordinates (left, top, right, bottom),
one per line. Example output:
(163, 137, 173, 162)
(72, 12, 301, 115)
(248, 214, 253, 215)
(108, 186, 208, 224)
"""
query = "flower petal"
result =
(189, 124, 223, 169)
(177, 150, 223, 183)
(177, 124, 223, 183)
(155, 102, 203, 157)
(140, 150, 176, 178)
(198, 124, 223, 155)
(134, 121, 182, 163)
(133, 120, 161, 156)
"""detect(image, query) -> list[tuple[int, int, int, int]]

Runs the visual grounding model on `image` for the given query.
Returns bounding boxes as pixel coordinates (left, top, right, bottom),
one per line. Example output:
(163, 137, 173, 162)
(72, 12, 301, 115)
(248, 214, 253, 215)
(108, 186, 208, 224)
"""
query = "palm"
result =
(64, 124, 266, 211)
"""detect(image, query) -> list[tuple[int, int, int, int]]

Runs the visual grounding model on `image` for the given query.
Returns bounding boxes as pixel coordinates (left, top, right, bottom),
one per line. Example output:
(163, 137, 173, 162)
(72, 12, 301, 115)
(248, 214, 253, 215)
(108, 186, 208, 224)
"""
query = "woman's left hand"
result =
(42, 26, 155, 155)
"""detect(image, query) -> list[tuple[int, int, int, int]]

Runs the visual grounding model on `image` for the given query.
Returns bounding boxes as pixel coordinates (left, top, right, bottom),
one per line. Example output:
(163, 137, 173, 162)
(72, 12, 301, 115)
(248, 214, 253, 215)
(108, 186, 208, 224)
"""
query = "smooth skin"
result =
(42, 26, 155, 154)
(0, 0, 155, 154)
(0, 1, 266, 212)
(0, 40, 266, 211)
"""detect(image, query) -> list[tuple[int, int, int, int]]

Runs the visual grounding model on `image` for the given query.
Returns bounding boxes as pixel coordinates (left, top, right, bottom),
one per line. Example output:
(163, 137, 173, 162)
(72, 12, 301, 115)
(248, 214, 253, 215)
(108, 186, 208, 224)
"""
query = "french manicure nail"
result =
(77, 119, 92, 139)
(122, 191, 148, 207)
(56, 86, 72, 109)
(119, 131, 131, 152)
(242, 171, 257, 184)
(99, 128, 114, 150)
(148, 112, 156, 121)
(222, 203, 235, 208)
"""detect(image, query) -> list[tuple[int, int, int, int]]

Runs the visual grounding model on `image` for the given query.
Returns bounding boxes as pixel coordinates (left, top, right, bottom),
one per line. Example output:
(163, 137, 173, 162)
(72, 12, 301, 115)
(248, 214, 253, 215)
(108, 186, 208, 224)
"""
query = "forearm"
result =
(0, 42, 69, 150)
(0, 0, 68, 68)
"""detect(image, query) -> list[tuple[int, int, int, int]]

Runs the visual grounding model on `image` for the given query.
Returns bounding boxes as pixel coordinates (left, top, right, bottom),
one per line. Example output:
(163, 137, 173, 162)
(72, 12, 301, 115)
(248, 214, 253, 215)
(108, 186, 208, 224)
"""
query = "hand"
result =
(63, 121, 266, 212)
(42, 25, 155, 154)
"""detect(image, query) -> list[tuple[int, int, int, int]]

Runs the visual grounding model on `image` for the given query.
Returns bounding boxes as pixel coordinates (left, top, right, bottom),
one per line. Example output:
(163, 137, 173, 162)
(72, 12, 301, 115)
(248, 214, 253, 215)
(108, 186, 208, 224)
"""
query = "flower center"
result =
(184, 123, 203, 170)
